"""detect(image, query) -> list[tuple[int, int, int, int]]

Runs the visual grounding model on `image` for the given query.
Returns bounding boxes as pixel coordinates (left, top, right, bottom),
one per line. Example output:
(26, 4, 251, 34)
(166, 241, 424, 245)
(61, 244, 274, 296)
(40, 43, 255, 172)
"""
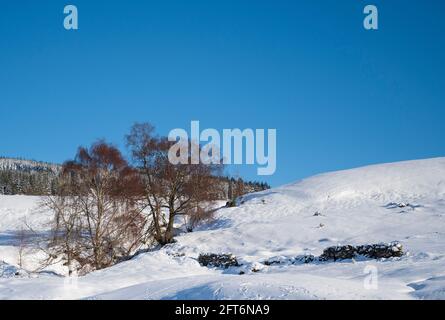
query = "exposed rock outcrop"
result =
(198, 253, 240, 268)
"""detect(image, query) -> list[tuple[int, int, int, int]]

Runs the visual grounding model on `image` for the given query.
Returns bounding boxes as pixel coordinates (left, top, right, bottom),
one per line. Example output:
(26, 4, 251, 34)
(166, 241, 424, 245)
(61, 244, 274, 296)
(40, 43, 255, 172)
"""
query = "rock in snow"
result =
(198, 253, 240, 269)
(320, 242, 404, 261)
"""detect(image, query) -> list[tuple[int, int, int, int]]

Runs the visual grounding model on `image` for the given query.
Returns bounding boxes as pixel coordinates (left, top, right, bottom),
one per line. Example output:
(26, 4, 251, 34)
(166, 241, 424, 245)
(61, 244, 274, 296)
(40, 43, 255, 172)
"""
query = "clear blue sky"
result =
(1, 0, 444, 186)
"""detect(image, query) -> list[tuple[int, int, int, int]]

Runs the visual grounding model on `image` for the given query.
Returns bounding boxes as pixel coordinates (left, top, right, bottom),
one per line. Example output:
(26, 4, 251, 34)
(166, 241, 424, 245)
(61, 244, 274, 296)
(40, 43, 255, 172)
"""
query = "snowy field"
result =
(1, 157, 445, 300)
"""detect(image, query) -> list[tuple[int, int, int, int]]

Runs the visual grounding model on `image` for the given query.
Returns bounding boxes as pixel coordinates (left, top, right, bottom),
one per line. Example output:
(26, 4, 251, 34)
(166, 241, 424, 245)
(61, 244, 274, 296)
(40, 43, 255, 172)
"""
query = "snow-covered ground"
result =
(1, 157, 445, 300)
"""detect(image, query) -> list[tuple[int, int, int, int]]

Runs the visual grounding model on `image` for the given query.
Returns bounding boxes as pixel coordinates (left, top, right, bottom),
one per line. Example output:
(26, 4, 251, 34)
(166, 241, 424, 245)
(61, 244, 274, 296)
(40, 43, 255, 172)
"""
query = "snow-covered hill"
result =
(0, 157, 61, 195)
(0, 157, 60, 174)
(1, 157, 445, 299)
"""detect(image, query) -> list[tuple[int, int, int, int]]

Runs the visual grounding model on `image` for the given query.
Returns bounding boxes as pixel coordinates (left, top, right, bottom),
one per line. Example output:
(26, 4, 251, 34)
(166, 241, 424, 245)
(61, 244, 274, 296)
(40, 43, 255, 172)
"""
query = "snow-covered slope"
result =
(0, 158, 60, 174)
(1, 157, 445, 300)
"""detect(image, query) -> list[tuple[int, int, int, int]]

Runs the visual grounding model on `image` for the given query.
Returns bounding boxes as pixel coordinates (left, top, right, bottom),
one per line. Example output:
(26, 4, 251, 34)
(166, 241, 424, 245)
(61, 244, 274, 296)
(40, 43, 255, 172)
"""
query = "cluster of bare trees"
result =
(44, 123, 223, 274)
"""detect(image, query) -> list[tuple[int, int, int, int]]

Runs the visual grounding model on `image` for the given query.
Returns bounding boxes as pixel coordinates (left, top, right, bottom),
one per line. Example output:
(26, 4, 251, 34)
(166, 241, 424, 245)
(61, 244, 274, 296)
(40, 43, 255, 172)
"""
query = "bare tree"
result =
(17, 226, 27, 269)
(41, 176, 83, 275)
(43, 141, 146, 274)
(126, 123, 223, 245)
